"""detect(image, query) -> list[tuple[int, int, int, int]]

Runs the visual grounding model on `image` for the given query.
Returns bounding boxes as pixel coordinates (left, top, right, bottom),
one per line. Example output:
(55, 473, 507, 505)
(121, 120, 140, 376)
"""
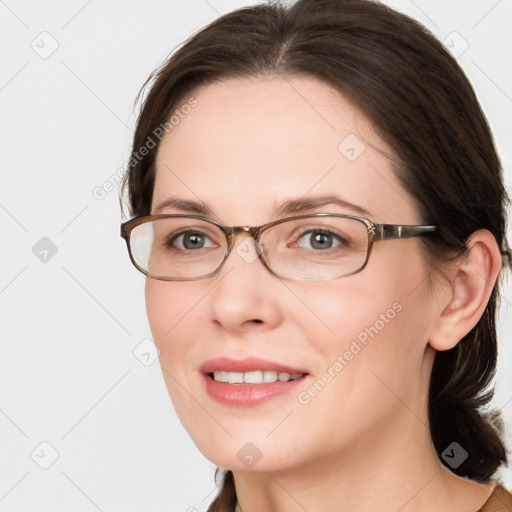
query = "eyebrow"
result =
(152, 194, 373, 218)
(153, 197, 212, 216)
(275, 195, 373, 218)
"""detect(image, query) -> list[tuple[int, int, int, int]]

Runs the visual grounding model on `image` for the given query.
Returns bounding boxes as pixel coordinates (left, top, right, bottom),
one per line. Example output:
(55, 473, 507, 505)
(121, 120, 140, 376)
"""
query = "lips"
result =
(199, 357, 311, 407)
(199, 356, 309, 375)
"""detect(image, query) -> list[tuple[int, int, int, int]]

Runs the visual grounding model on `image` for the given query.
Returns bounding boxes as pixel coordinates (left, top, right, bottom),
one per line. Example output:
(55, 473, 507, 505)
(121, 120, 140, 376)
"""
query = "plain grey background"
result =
(1, 1, 511, 510)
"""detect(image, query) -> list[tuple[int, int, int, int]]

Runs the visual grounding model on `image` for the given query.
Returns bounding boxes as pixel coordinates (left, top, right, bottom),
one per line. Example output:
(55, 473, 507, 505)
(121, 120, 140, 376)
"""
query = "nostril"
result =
(251, 319, 263, 324)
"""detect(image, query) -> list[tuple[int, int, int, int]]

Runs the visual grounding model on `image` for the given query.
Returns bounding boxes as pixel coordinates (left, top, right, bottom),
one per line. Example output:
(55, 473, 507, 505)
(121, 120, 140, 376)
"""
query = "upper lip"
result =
(199, 357, 309, 375)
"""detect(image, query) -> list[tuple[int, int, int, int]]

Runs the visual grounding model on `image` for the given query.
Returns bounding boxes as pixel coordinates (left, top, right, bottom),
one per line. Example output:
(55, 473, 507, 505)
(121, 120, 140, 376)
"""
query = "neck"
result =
(232, 411, 496, 512)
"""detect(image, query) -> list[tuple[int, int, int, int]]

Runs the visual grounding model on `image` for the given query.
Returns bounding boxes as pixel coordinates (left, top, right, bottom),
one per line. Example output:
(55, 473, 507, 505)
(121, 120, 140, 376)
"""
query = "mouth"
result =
(208, 370, 305, 384)
(199, 357, 310, 406)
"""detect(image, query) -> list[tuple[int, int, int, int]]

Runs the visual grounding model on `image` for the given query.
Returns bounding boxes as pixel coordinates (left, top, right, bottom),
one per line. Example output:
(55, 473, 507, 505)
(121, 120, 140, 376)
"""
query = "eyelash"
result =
(163, 227, 349, 249)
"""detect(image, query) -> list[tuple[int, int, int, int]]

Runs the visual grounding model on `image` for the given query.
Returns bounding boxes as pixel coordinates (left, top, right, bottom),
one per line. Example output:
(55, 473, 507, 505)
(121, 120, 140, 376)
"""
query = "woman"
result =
(120, 0, 512, 510)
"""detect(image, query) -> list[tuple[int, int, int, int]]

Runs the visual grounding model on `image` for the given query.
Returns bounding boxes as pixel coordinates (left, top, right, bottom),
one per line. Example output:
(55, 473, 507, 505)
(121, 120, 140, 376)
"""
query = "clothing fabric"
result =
(480, 484, 512, 512)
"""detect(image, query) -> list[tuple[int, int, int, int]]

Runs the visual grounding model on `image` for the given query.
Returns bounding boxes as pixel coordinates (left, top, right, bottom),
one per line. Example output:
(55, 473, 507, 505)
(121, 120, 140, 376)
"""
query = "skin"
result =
(146, 76, 501, 512)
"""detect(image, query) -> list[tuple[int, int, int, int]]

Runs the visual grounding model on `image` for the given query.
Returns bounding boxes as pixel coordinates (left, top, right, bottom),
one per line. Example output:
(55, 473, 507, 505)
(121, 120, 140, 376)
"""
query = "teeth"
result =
(263, 370, 277, 383)
(245, 370, 264, 384)
(228, 372, 244, 384)
(212, 370, 303, 384)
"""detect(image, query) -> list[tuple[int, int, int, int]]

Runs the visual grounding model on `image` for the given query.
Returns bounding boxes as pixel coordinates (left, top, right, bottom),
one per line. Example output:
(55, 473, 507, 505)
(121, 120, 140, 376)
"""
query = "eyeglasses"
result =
(120, 213, 436, 281)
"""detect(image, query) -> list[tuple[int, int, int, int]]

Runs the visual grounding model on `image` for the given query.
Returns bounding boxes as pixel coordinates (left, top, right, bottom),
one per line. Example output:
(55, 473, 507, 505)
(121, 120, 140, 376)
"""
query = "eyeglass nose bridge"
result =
(223, 225, 267, 268)
(228, 224, 263, 236)
(225, 225, 264, 245)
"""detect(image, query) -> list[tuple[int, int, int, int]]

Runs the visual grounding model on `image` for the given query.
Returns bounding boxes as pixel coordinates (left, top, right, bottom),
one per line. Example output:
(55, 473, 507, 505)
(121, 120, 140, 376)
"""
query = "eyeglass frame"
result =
(120, 213, 437, 281)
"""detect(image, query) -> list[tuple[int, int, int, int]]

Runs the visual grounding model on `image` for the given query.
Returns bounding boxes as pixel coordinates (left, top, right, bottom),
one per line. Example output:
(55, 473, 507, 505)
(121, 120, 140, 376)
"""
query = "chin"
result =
(182, 422, 301, 472)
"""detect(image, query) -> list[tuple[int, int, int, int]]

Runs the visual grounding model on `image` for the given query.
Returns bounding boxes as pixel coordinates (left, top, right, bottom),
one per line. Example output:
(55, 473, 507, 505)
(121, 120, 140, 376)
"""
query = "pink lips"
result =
(199, 356, 308, 375)
(199, 356, 310, 407)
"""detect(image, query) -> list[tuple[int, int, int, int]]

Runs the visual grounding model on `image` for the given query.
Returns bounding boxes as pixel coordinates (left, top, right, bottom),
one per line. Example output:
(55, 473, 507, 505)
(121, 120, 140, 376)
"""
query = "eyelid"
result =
(297, 226, 348, 240)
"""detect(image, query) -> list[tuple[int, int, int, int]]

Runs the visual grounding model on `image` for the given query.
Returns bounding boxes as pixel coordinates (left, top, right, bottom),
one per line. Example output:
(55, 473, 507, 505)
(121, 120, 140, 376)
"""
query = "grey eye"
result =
(297, 230, 345, 250)
(168, 231, 214, 250)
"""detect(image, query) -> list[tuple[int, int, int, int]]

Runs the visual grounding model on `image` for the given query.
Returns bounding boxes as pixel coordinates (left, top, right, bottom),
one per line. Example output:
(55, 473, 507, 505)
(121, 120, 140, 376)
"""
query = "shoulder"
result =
(479, 484, 512, 512)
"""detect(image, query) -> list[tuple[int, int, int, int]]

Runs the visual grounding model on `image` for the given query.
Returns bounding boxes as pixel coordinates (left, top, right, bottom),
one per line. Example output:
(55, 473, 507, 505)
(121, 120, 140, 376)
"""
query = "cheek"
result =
(145, 280, 172, 345)
(287, 278, 430, 432)
(288, 259, 431, 370)
(144, 279, 199, 370)
(145, 279, 198, 336)
(145, 280, 203, 415)
(287, 275, 395, 333)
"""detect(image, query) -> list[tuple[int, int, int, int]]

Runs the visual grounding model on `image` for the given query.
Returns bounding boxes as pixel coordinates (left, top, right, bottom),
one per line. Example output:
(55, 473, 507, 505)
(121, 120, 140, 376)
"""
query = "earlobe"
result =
(428, 230, 502, 352)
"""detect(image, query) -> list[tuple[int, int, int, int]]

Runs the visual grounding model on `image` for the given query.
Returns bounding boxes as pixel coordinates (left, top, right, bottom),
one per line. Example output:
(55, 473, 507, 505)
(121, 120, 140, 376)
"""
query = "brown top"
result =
(479, 485, 512, 512)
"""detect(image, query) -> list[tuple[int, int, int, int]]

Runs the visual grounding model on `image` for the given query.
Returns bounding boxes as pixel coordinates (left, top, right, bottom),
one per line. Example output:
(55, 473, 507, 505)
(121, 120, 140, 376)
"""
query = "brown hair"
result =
(120, 0, 510, 509)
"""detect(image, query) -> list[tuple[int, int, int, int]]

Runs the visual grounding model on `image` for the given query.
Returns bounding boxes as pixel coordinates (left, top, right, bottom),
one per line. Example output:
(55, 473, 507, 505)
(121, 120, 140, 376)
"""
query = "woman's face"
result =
(147, 76, 438, 471)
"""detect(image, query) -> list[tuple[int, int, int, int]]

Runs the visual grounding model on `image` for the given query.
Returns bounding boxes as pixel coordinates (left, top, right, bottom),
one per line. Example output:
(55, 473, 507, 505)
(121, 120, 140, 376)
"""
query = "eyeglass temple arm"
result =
(376, 224, 436, 240)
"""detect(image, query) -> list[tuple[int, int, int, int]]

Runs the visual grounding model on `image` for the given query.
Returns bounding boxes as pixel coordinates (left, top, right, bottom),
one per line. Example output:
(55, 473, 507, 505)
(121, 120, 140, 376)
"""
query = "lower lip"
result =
(203, 373, 308, 407)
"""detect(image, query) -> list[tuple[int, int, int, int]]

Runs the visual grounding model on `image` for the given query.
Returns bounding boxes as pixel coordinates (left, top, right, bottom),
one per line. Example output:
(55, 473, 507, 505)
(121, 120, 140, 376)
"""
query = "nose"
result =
(208, 234, 284, 332)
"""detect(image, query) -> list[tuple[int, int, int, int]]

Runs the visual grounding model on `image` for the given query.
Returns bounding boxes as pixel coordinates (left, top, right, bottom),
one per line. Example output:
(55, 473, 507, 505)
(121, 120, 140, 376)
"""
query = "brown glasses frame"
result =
(120, 213, 437, 281)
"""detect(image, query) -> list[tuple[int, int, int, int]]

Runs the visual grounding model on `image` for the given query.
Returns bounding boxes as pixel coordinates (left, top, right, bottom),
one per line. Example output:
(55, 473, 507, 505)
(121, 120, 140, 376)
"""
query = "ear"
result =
(428, 229, 503, 351)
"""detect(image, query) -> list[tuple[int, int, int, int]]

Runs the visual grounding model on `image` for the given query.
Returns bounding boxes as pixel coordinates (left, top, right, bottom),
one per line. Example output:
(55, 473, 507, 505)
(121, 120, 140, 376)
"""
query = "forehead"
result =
(152, 75, 418, 224)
